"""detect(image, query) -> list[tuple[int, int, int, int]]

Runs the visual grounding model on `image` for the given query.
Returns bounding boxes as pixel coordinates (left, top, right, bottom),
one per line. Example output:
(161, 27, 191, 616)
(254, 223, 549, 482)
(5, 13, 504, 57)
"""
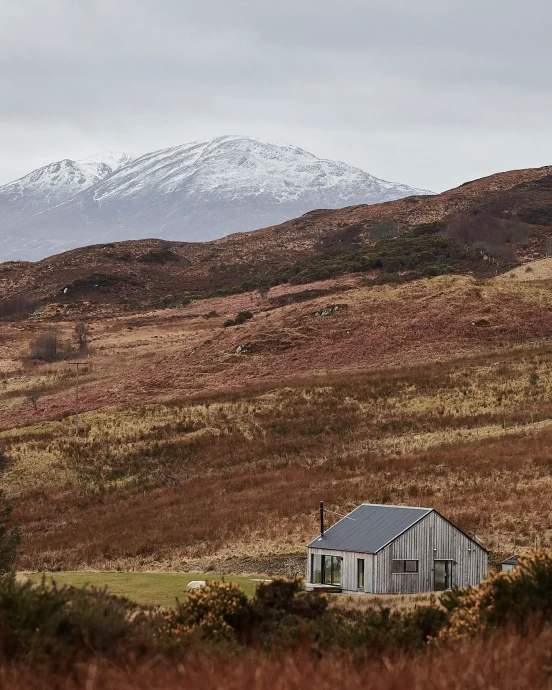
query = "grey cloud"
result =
(1, 0, 551, 191)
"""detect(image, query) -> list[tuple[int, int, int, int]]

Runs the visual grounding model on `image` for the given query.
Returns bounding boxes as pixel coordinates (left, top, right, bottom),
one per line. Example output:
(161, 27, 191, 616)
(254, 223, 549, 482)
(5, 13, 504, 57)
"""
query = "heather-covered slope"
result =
(2, 272, 552, 572)
(1, 164, 551, 304)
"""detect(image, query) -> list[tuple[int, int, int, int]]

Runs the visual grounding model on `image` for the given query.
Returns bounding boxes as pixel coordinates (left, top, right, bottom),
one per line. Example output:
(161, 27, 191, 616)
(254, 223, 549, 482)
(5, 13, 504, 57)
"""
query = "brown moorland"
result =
(2, 165, 552, 304)
(2, 165, 552, 575)
(2, 268, 552, 572)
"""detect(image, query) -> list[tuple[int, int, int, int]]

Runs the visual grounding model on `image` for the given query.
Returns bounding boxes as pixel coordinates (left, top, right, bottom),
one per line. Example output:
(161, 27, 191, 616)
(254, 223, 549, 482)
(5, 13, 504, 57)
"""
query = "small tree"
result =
(74, 322, 90, 351)
(257, 284, 270, 301)
(0, 446, 21, 574)
(26, 390, 41, 412)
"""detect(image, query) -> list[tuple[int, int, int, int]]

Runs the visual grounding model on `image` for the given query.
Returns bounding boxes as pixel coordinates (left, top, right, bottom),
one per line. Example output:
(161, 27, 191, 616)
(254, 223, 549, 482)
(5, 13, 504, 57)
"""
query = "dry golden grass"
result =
(2, 274, 552, 573)
(330, 592, 438, 613)
(496, 257, 552, 282)
(5, 356, 552, 572)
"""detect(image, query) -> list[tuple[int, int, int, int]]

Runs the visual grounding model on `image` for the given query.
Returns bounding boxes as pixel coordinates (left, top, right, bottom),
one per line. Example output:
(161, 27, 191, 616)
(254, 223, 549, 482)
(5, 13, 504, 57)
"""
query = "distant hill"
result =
(0, 135, 430, 262)
(1, 164, 551, 306)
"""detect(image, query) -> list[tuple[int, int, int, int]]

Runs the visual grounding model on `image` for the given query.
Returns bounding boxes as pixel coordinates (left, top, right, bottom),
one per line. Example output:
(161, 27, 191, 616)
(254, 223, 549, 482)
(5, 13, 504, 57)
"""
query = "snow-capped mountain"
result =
(0, 136, 431, 262)
(0, 152, 132, 227)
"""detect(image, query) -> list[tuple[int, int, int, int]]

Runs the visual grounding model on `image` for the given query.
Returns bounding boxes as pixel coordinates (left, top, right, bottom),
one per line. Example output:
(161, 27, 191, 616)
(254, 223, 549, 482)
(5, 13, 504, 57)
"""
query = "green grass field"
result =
(26, 572, 262, 607)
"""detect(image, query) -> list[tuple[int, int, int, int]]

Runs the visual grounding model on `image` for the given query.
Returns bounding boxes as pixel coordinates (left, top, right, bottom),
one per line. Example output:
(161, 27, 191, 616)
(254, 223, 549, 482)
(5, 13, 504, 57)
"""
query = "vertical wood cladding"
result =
(375, 512, 488, 594)
(307, 510, 487, 594)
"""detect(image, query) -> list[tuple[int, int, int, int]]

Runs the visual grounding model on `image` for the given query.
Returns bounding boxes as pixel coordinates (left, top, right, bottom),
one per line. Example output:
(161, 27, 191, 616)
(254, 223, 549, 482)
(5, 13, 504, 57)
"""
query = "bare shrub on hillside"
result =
(74, 322, 90, 351)
(26, 390, 41, 412)
(447, 214, 527, 259)
(0, 297, 38, 319)
(370, 220, 401, 242)
(29, 329, 68, 362)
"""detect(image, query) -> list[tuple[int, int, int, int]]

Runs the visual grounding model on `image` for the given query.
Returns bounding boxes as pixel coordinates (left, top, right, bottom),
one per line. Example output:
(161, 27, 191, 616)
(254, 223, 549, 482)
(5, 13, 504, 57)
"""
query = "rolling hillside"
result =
(1, 164, 551, 306)
(1, 164, 552, 576)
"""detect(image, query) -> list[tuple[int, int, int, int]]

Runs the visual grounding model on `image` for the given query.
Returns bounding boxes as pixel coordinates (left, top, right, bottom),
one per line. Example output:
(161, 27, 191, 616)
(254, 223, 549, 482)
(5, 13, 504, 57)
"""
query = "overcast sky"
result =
(2, 0, 551, 192)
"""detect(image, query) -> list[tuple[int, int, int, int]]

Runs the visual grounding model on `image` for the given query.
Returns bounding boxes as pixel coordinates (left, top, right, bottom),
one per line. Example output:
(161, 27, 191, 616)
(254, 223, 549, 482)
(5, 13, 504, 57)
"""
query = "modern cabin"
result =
(501, 554, 518, 572)
(306, 503, 488, 594)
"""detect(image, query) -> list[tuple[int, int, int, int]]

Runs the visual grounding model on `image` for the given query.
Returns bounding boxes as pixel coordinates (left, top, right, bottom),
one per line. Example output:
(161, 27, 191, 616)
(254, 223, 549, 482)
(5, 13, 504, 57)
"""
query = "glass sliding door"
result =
(324, 555, 333, 584)
(331, 556, 341, 586)
(312, 555, 342, 586)
(311, 554, 323, 584)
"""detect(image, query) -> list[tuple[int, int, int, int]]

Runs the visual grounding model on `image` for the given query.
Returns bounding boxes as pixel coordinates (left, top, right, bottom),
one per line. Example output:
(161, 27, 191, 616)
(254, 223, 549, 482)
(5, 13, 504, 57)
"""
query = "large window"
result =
(311, 554, 323, 583)
(357, 558, 365, 589)
(310, 554, 342, 585)
(392, 559, 419, 574)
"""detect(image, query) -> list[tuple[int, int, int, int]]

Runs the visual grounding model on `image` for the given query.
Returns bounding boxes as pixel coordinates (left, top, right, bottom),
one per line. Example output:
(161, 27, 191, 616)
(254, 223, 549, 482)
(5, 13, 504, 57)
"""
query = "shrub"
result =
(74, 322, 90, 350)
(254, 577, 327, 621)
(0, 296, 38, 319)
(370, 220, 401, 241)
(0, 574, 155, 665)
(138, 248, 180, 264)
(420, 263, 455, 277)
(29, 329, 67, 362)
(409, 221, 447, 237)
(347, 604, 447, 653)
(439, 549, 552, 642)
(224, 311, 254, 328)
(371, 272, 406, 285)
(174, 581, 252, 640)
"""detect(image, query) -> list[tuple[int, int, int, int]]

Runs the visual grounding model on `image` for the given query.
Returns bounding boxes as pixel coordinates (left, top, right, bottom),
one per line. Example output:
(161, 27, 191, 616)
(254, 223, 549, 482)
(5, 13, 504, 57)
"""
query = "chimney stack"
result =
(320, 501, 324, 537)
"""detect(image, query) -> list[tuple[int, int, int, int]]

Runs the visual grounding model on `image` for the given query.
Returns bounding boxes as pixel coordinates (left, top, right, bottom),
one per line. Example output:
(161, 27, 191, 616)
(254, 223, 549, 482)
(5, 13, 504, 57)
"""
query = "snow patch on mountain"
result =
(0, 152, 132, 220)
(0, 136, 432, 262)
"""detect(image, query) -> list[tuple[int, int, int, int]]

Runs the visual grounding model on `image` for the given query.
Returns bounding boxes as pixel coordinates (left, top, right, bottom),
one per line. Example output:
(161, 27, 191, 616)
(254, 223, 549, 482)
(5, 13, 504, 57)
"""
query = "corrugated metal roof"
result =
(307, 503, 432, 554)
(502, 554, 519, 566)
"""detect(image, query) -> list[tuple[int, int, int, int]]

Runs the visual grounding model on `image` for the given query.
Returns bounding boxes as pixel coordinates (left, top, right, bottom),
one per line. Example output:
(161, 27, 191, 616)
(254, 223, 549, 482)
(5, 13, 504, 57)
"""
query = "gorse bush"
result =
(168, 579, 327, 645)
(254, 577, 325, 620)
(3, 553, 552, 669)
(167, 578, 442, 653)
(177, 581, 252, 640)
(439, 548, 552, 641)
(138, 248, 180, 264)
(0, 574, 155, 666)
(346, 604, 447, 653)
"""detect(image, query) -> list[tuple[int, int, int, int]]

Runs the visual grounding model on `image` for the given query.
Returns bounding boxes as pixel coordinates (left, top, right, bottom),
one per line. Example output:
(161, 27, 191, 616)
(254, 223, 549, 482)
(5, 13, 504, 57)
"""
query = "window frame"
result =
(310, 554, 343, 585)
(357, 558, 365, 589)
(391, 559, 419, 574)
(311, 554, 323, 584)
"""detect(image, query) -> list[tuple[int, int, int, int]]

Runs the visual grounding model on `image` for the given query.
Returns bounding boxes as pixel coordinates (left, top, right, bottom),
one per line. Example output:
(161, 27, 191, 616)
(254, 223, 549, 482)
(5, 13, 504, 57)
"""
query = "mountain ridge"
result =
(0, 135, 430, 261)
(1, 163, 551, 306)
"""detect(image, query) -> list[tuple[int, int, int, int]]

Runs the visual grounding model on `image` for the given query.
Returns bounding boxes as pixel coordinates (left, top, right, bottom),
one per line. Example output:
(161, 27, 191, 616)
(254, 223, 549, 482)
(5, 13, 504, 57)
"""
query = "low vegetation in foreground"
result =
(1, 551, 552, 688)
